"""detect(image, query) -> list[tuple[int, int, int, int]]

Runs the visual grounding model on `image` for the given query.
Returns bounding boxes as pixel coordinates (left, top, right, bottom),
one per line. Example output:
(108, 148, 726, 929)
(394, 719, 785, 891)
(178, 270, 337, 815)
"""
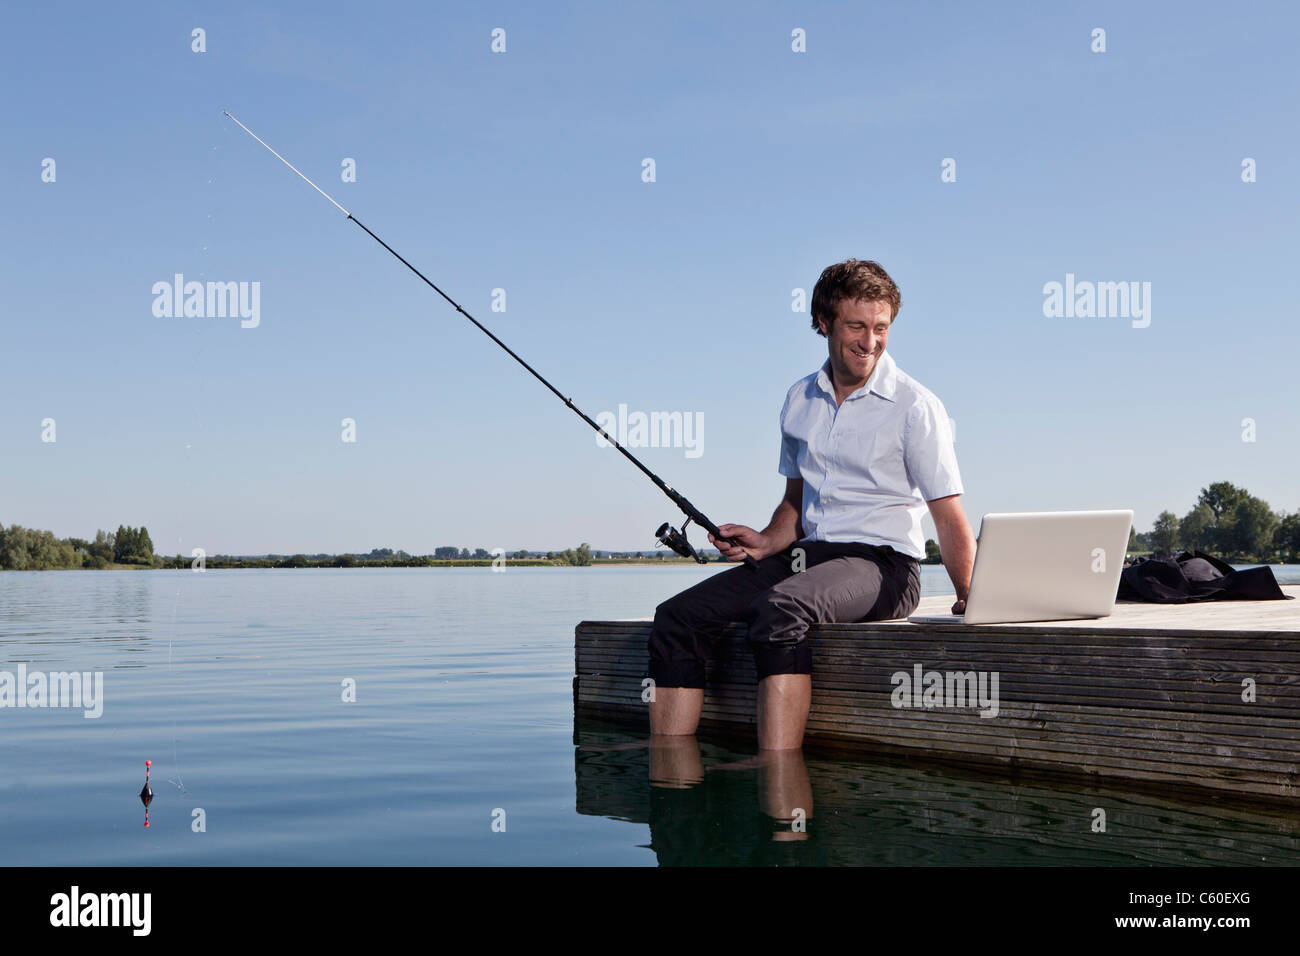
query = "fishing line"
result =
(165, 588, 189, 795)
(221, 110, 756, 568)
(153, 140, 223, 805)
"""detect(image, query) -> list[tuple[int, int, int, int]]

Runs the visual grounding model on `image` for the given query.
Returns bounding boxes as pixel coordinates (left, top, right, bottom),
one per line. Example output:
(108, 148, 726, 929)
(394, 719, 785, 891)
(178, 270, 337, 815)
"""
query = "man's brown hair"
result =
(810, 259, 901, 336)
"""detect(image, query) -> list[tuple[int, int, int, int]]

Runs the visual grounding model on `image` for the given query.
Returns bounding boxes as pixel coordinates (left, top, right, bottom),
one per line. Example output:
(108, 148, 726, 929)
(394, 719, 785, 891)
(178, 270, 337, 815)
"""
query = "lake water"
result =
(2, 565, 1298, 866)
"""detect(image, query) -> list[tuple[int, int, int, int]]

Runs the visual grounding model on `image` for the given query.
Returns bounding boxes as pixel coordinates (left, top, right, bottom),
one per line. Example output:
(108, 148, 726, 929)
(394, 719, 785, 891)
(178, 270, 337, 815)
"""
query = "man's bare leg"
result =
(648, 686, 704, 736)
(757, 674, 811, 750)
(648, 734, 704, 789)
(758, 748, 813, 840)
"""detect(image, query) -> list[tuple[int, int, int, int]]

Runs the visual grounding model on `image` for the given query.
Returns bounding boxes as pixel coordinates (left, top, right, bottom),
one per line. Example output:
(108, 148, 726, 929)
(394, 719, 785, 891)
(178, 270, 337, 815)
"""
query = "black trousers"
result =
(647, 540, 922, 688)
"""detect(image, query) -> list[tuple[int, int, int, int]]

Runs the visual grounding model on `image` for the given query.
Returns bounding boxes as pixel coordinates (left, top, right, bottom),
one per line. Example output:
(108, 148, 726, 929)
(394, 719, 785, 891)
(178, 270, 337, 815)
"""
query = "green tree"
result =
(112, 525, 154, 565)
(0, 524, 28, 569)
(1179, 503, 1214, 552)
(91, 529, 115, 564)
(113, 525, 132, 563)
(923, 538, 941, 564)
(1151, 511, 1180, 557)
(1230, 497, 1279, 560)
(34, 530, 74, 569)
(1199, 481, 1250, 522)
(1194, 482, 1249, 553)
(1274, 512, 1300, 563)
(0, 524, 80, 569)
(557, 544, 593, 566)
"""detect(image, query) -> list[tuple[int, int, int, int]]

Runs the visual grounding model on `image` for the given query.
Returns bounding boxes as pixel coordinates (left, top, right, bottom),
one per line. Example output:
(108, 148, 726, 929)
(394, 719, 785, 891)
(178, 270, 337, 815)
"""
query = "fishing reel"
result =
(655, 518, 707, 563)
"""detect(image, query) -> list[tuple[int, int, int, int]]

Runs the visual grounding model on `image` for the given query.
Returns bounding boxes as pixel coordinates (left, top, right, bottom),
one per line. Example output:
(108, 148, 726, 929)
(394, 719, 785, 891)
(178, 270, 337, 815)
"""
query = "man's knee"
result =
(647, 595, 709, 690)
(649, 592, 702, 649)
(745, 590, 814, 680)
(745, 586, 814, 639)
(653, 590, 692, 627)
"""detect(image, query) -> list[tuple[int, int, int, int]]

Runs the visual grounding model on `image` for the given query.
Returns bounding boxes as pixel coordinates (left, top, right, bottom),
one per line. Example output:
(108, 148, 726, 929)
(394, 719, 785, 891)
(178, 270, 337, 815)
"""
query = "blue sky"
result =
(3, 0, 1298, 556)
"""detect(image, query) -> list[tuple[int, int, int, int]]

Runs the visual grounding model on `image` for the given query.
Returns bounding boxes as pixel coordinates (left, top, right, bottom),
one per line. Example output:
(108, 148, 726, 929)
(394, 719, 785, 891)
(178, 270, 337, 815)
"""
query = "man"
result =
(647, 258, 976, 750)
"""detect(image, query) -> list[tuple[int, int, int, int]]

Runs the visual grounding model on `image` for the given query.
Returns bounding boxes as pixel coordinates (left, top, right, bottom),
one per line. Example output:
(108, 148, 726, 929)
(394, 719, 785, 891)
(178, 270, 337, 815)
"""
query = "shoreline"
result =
(6, 558, 1299, 573)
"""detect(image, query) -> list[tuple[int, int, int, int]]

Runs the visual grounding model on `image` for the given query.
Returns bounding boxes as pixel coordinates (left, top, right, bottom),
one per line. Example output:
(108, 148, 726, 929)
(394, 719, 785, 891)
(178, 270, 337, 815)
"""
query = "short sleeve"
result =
(904, 396, 963, 501)
(778, 388, 800, 477)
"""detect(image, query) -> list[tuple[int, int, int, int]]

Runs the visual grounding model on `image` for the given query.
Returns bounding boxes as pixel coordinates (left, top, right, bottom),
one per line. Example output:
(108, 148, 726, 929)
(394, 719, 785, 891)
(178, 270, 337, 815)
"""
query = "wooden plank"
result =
(579, 623, 1300, 654)
(579, 644, 1300, 686)
(577, 652, 1300, 719)
(577, 691, 1300, 762)
(578, 622, 1300, 719)
(576, 584, 1300, 634)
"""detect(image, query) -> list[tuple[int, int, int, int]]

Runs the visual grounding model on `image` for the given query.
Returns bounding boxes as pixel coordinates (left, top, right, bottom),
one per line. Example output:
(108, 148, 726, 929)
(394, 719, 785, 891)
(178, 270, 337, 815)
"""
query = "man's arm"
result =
(759, 478, 804, 553)
(927, 494, 976, 613)
(710, 479, 803, 562)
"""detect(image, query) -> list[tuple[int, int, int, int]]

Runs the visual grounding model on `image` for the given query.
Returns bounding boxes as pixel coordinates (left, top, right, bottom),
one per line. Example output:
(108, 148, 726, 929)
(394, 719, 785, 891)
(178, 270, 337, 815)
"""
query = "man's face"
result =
(817, 298, 892, 388)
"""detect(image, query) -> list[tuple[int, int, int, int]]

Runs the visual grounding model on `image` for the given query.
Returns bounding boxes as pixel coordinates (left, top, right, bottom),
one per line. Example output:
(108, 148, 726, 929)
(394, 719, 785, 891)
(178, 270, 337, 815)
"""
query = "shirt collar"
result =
(815, 350, 898, 403)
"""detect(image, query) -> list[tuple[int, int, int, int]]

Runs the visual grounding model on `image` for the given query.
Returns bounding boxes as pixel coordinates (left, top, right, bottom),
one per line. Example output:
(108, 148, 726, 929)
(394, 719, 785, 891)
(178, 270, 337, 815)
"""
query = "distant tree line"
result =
(1132, 481, 1298, 561)
(36, 482, 1300, 572)
(0, 527, 671, 570)
(556, 543, 593, 566)
(922, 480, 1300, 565)
(0, 524, 155, 570)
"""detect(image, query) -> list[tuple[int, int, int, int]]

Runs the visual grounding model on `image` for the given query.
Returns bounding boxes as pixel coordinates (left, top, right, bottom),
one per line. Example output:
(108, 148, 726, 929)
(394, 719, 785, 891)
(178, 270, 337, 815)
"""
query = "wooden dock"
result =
(574, 586, 1300, 806)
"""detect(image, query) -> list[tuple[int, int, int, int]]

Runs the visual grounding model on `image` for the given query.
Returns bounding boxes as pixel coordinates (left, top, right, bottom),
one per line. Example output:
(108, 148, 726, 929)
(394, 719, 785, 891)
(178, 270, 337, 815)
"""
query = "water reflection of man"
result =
(647, 741, 822, 864)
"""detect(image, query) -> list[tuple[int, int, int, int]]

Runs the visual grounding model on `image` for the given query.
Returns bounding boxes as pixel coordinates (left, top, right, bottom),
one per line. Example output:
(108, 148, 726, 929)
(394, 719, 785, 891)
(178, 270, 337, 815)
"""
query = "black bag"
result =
(1117, 550, 1292, 603)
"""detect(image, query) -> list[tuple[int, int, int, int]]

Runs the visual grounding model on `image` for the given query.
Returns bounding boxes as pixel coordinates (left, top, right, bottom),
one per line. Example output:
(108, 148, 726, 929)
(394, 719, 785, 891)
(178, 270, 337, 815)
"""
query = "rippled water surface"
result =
(2, 566, 1297, 866)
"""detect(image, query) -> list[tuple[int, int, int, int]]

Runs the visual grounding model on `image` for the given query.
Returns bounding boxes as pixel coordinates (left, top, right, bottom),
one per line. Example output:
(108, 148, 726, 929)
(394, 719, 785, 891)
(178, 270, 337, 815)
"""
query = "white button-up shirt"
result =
(778, 350, 963, 560)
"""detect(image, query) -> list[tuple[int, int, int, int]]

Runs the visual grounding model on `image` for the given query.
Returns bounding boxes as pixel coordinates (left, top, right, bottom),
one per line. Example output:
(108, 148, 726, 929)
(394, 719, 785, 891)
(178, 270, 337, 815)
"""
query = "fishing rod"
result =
(222, 110, 756, 569)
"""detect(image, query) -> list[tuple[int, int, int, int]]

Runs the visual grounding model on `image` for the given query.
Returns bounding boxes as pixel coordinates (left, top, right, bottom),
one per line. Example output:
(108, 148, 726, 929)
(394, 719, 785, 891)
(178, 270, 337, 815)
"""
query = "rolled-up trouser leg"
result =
(747, 543, 921, 681)
(647, 552, 798, 688)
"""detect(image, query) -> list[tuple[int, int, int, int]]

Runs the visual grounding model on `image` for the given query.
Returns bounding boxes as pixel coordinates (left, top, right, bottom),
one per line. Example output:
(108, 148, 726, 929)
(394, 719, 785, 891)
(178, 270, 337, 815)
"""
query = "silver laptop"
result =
(908, 509, 1134, 625)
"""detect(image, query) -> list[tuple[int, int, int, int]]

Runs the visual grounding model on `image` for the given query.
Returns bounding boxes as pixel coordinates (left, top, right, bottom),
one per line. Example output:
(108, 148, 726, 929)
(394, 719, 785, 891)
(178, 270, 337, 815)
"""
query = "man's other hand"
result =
(951, 598, 967, 614)
(710, 524, 767, 562)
